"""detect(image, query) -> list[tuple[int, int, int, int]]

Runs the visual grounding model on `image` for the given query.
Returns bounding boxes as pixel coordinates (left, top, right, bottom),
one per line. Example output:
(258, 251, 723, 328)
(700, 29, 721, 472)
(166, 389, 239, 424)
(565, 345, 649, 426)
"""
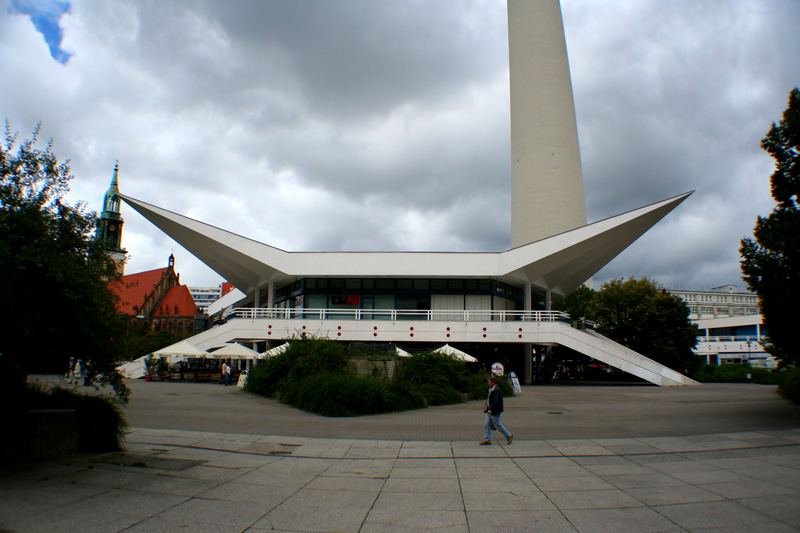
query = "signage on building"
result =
(491, 362, 504, 376)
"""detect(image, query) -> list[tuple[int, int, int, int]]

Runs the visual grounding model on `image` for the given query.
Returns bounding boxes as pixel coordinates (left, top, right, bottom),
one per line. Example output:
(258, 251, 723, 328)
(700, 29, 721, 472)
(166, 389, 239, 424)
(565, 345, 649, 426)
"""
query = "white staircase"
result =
(158, 313, 699, 387)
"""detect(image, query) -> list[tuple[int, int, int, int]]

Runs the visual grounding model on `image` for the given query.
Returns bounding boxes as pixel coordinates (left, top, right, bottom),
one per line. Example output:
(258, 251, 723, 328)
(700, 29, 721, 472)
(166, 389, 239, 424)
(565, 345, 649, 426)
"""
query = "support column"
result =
(523, 282, 533, 384)
(267, 280, 274, 308)
(254, 284, 261, 309)
(545, 290, 552, 311)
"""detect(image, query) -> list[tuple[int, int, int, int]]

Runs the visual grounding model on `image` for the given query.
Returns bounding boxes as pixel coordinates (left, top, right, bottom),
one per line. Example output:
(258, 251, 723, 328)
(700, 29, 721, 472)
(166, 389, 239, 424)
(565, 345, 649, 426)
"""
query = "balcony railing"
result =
(226, 307, 592, 325)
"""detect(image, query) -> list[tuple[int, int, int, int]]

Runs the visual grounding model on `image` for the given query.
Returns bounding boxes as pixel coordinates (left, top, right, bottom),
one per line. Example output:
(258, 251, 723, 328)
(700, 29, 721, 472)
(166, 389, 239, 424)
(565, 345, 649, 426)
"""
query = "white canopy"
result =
(152, 340, 208, 362)
(262, 342, 290, 357)
(210, 343, 261, 359)
(395, 346, 412, 358)
(432, 344, 478, 363)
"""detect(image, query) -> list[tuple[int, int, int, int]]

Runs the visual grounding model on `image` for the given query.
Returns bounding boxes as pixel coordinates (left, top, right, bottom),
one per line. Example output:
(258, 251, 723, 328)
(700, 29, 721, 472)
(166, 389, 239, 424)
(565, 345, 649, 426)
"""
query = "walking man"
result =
(481, 376, 513, 445)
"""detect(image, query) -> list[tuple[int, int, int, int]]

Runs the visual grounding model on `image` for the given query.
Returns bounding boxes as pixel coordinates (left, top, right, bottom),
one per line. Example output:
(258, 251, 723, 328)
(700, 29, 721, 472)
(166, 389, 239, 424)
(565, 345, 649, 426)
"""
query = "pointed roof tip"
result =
(110, 161, 120, 187)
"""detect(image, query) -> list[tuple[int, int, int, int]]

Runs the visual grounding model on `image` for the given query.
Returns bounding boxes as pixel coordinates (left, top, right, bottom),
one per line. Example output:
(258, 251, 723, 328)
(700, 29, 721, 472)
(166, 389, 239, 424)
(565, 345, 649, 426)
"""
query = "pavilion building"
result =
(118, 0, 697, 386)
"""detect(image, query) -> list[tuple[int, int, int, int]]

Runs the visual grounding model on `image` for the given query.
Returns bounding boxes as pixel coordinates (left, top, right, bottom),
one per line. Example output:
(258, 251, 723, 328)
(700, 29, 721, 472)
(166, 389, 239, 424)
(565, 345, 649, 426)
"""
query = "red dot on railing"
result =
(410, 326, 414, 331)
(373, 332, 378, 337)
(518, 334, 522, 338)
(410, 333, 414, 337)
(337, 332, 341, 337)
(268, 324, 272, 329)
(482, 334, 487, 338)
(373, 326, 378, 330)
(446, 327, 451, 331)
(446, 333, 450, 338)
(302, 325, 306, 330)
(337, 325, 342, 330)
(267, 331, 272, 335)
(518, 328, 522, 332)
(482, 327, 487, 331)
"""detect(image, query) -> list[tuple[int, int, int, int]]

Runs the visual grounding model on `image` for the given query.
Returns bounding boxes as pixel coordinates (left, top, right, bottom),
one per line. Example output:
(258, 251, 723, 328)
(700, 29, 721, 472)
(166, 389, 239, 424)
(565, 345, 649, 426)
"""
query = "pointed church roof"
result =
(154, 285, 198, 317)
(108, 266, 170, 315)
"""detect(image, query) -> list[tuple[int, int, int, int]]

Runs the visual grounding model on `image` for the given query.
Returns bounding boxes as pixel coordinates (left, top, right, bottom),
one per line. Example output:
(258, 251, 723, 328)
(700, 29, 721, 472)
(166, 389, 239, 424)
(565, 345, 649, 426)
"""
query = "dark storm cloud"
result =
(1, 0, 798, 289)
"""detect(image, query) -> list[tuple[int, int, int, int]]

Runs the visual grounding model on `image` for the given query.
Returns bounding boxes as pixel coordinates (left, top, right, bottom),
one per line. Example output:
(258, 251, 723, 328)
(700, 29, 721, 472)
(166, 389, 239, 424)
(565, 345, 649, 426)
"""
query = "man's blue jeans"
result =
(483, 412, 511, 441)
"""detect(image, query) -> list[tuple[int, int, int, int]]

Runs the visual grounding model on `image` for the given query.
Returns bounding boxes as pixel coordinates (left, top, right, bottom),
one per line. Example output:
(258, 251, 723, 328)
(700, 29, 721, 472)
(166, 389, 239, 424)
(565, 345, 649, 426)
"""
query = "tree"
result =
(554, 284, 596, 322)
(740, 87, 800, 366)
(592, 278, 699, 374)
(0, 123, 125, 393)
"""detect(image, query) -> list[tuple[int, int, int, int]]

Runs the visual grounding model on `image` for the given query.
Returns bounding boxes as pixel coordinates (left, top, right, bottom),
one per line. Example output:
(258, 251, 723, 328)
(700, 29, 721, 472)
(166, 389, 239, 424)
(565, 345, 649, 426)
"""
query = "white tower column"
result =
(508, 0, 587, 247)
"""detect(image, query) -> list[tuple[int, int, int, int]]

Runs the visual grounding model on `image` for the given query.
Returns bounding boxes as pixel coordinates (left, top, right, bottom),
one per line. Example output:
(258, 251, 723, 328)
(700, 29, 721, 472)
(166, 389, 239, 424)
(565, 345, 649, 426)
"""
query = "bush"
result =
(779, 368, 800, 404)
(693, 364, 751, 383)
(749, 368, 783, 385)
(20, 386, 127, 453)
(295, 373, 391, 416)
(246, 339, 500, 416)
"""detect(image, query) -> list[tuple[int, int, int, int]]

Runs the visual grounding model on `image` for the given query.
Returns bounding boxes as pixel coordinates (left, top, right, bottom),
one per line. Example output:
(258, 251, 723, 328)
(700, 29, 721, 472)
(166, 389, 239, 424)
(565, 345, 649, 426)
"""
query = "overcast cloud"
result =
(1, 0, 798, 292)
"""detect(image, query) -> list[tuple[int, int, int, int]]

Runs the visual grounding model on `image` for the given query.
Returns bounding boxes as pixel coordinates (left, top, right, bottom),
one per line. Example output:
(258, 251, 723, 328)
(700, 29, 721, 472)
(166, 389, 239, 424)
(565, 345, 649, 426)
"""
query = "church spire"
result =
(96, 162, 126, 275)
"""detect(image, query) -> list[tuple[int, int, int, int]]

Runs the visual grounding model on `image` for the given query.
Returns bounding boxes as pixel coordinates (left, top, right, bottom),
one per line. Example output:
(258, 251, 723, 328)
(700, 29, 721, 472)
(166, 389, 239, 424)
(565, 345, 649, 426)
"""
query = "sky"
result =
(1, 0, 798, 292)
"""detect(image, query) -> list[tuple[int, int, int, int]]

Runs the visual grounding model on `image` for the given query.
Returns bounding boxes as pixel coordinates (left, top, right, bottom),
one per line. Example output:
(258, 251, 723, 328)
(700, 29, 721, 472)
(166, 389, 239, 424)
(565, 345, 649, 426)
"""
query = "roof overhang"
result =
(122, 191, 691, 297)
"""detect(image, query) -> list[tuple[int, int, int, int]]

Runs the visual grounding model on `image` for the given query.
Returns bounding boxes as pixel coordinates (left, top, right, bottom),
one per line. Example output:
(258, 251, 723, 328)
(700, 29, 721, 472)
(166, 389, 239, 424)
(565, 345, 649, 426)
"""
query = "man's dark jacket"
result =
(487, 386, 504, 415)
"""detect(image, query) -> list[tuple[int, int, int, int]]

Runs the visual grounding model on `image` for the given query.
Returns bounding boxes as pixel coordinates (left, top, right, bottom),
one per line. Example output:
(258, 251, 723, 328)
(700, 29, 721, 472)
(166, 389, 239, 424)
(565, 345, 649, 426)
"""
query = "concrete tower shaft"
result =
(508, 0, 587, 247)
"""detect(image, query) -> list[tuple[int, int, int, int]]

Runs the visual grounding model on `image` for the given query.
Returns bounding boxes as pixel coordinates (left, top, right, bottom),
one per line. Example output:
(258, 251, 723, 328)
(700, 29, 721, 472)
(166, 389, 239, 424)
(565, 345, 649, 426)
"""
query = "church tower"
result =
(96, 162, 127, 275)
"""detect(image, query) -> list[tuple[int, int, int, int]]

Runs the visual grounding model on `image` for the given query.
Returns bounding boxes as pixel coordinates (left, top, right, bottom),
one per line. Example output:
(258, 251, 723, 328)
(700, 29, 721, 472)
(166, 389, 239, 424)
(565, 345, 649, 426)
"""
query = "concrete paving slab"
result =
(466, 510, 577, 533)
(304, 475, 385, 492)
(534, 475, 616, 492)
(547, 439, 615, 456)
(147, 496, 267, 531)
(546, 488, 643, 510)
(624, 484, 725, 506)
(255, 488, 376, 532)
(196, 480, 295, 505)
(564, 507, 680, 533)
(738, 493, 800, 527)
(601, 471, 687, 489)
(514, 457, 591, 477)
(322, 458, 394, 478)
(654, 500, 785, 530)
(398, 441, 453, 458)
(700, 478, 796, 499)
(361, 509, 468, 532)
(463, 489, 555, 511)
(382, 476, 461, 492)
(459, 476, 544, 495)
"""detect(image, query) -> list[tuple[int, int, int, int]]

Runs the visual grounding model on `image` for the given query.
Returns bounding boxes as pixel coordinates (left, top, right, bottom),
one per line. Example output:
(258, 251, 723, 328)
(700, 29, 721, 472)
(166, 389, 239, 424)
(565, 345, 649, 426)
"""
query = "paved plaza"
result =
(2, 382, 800, 532)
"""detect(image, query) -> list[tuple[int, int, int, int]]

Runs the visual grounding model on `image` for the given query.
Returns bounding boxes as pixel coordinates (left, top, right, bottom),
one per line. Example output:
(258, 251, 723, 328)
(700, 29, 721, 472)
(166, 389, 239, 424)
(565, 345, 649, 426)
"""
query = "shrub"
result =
(295, 373, 391, 416)
(749, 368, 783, 385)
(22, 386, 127, 453)
(779, 368, 800, 404)
(693, 364, 750, 383)
(246, 339, 505, 416)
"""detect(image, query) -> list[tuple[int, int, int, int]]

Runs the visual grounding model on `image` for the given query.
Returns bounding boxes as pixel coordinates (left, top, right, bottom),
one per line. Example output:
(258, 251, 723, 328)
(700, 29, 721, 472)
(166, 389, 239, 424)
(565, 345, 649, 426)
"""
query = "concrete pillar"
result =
(254, 284, 261, 309)
(267, 280, 274, 308)
(508, 0, 587, 247)
(545, 290, 552, 311)
(523, 282, 533, 384)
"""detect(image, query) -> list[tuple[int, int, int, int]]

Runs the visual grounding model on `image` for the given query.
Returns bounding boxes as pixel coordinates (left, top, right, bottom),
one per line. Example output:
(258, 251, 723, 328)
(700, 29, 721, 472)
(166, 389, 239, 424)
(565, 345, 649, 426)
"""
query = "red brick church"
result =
(97, 164, 203, 335)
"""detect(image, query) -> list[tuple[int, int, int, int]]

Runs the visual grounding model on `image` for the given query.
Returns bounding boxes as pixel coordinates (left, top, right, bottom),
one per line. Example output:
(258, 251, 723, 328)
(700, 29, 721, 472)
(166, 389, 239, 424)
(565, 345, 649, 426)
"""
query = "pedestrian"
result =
(480, 376, 513, 445)
(223, 361, 232, 386)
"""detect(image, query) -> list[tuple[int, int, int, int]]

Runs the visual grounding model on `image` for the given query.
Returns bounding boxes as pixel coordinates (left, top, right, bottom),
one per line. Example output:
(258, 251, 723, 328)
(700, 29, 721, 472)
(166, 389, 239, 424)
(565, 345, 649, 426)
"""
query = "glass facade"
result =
(272, 277, 524, 315)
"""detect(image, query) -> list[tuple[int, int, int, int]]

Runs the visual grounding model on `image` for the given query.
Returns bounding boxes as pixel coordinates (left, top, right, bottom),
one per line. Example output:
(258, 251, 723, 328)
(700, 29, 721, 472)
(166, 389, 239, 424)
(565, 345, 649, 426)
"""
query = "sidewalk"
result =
(2, 428, 800, 532)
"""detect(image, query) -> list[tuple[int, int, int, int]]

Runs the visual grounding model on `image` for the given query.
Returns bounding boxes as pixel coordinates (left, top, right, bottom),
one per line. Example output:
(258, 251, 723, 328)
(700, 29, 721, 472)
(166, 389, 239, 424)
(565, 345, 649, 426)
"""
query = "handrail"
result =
(226, 307, 582, 324)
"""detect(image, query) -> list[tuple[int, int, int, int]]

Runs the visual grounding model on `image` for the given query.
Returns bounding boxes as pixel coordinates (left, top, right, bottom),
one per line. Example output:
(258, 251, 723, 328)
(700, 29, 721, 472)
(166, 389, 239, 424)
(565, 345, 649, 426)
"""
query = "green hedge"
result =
(779, 368, 800, 405)
(246, 339, 511, 416)
(692, 364, 782, 384)
(6, 386, 128, 459)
